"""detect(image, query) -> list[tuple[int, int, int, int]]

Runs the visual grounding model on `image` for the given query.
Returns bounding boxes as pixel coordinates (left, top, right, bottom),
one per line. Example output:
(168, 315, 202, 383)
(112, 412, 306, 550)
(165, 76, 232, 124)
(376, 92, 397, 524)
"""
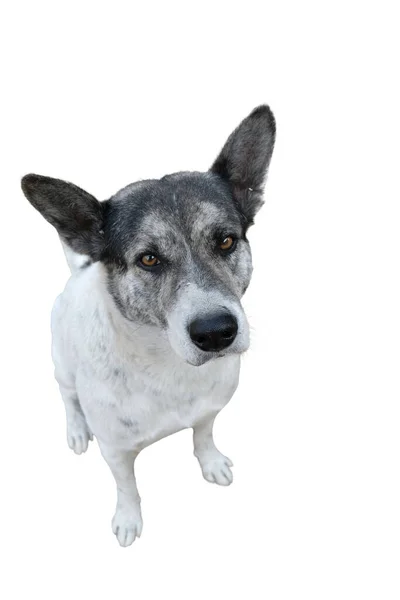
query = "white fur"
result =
(51, 259, 241, 546)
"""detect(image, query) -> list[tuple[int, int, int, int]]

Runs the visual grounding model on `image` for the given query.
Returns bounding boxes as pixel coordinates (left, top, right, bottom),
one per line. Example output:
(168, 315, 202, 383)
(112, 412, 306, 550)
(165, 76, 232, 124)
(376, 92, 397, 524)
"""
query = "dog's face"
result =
(102, 173, 254, 365)
(22, 105, 275, 366)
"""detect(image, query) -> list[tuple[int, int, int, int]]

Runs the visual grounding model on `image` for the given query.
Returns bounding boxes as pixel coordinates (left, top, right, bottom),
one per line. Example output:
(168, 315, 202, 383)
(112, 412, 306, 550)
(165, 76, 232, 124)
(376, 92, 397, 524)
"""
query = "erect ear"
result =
(210, 105, 276, 223)
(21, 174, 105, 260)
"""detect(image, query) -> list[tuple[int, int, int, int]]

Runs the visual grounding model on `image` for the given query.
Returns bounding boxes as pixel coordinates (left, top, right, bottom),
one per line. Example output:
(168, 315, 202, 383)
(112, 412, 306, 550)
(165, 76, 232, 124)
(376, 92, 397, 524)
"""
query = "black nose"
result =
(189, 313, 238, 352)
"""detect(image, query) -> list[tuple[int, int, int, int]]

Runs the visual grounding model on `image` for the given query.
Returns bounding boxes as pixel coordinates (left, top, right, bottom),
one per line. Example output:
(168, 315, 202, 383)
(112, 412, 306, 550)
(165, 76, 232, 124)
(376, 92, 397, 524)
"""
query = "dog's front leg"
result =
(58, 383, 93, 455)
(193, 414, 233, 486)
(98, 442, 143, 547)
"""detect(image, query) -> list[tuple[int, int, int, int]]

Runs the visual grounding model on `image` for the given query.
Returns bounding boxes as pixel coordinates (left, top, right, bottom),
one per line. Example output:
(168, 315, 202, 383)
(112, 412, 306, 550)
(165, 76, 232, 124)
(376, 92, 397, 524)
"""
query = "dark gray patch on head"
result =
(101, 174, 246, 265)
(99, 173, 252, 325)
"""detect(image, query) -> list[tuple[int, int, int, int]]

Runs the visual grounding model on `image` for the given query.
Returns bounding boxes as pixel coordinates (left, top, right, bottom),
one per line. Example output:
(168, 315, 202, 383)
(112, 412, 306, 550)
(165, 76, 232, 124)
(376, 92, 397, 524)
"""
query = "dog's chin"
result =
(182, 348, 246, 367)
(185, 353, 220, 367)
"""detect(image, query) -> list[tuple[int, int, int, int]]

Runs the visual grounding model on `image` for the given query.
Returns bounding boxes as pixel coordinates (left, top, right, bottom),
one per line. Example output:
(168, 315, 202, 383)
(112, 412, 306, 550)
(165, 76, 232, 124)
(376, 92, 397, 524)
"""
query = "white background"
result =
(1, 1, 399, 598)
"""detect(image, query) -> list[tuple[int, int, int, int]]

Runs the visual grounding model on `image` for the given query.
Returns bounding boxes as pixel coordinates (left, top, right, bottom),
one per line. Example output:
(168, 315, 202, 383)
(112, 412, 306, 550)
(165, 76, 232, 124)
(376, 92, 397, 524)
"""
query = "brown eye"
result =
(140, 254, 160, 268)
(220, 236, 235, 251)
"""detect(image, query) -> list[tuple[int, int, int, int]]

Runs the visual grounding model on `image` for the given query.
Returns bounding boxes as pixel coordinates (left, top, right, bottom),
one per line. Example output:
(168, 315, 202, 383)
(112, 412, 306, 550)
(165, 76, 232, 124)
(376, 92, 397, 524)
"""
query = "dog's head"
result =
(22, 105, 275, 366)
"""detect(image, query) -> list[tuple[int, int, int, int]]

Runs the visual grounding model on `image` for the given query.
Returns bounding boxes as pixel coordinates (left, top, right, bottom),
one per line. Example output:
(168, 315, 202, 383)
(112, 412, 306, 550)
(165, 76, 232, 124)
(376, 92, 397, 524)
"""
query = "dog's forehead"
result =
(105, 172, 244, 257)
(138, 200, 232, 238)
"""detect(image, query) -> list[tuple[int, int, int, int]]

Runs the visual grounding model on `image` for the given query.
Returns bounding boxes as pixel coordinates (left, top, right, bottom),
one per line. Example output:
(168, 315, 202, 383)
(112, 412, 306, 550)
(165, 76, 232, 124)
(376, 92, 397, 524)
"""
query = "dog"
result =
(21, 105, 276, 547)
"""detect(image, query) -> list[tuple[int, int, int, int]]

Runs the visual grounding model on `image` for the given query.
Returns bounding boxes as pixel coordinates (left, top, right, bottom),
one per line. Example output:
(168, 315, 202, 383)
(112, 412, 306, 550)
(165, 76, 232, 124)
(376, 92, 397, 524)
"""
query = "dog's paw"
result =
(67, 415, 93, 455)
(198, 452, 234, 486)
(112, 506, 143, 547)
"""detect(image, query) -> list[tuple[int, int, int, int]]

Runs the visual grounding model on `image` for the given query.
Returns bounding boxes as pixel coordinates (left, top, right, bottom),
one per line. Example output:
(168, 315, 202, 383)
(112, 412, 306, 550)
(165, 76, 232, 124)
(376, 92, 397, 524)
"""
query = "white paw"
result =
(67, 416, 93, 455)
(198, 452, 234, 486)
(112, 506, 143, 547)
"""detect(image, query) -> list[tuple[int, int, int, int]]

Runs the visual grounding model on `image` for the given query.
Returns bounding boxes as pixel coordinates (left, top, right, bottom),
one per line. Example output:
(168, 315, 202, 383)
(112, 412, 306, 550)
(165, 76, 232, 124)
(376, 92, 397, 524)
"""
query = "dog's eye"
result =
(139, 254, 161, 268)
(219, 236, 236, 252)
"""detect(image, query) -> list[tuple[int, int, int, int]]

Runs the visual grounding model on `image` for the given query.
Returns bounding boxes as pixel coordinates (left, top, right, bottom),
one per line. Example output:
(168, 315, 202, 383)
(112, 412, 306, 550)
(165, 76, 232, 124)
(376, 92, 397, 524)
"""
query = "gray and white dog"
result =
(21, 105, 276, 547)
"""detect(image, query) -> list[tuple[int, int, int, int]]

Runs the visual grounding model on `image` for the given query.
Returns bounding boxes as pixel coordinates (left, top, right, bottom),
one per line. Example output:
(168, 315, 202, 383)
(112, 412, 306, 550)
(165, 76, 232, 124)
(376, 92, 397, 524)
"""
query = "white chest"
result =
(76, 353, 240, 451)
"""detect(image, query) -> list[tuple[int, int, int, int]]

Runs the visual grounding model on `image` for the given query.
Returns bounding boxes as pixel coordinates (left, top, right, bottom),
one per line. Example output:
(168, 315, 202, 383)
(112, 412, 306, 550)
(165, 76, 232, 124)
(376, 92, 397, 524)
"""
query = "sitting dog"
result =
(21, 105, 276, 547)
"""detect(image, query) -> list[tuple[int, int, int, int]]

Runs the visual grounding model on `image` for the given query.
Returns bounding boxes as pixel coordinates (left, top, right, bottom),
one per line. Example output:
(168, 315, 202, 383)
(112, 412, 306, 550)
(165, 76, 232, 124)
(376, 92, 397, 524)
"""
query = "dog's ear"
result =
(21, 174, 105, 259)
(210, 105, 276, 223)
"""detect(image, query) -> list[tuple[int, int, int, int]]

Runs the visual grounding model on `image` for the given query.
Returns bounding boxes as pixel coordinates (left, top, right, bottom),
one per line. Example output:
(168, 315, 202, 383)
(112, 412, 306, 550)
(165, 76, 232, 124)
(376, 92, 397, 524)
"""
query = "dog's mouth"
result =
(186, 355, 225, 367)
(184, 346, 247, 367)
(191, 354, 224, 366)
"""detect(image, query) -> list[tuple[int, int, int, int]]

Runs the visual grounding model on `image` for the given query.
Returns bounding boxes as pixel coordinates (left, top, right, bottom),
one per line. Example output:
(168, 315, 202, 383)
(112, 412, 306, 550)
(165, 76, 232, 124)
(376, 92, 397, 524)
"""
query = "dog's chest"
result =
(78, 355, 240, 450)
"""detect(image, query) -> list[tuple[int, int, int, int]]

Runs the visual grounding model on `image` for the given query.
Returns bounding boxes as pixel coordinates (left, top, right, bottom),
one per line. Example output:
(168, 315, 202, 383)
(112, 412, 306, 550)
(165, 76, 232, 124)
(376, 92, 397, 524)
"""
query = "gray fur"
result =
(118, 417, 139, 431)
(102, 174, 251, 329)
(211, 105, 276, 224)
